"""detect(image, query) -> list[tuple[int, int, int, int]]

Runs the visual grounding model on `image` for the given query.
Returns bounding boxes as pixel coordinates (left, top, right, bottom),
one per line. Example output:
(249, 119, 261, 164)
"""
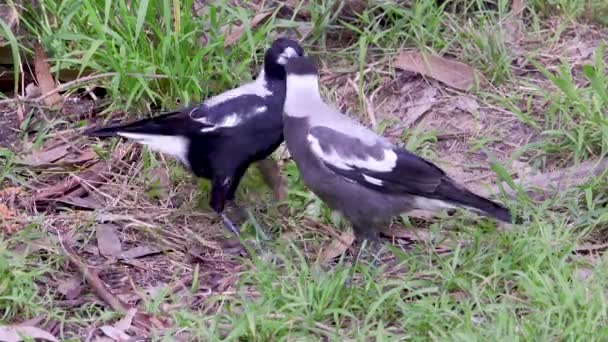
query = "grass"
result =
(1, 0, 607, 340)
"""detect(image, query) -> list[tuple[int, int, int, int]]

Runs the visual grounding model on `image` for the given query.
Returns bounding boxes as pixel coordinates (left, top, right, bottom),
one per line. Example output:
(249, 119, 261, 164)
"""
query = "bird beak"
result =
(278, 47, 299, 65)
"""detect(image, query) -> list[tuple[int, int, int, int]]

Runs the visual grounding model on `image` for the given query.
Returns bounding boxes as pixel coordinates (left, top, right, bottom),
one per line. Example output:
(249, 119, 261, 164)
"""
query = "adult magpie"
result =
(281, 56, 517, 245)
(84, 38, 305, 236)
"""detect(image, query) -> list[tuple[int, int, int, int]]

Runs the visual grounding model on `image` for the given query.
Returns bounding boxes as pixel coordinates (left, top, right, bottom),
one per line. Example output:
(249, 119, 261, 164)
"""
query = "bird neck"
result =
(285, 75, 322, 117)
(263, 54, 287, 81)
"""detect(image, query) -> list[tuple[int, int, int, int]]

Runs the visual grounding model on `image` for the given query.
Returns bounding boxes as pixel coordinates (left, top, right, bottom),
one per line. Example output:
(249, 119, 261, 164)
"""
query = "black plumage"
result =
(85, 38, 305, 235)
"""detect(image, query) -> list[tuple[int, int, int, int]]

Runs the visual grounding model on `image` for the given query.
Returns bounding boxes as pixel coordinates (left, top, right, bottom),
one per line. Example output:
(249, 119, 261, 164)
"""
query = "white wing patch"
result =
(363, 174, 383, 186)
(307, 134, 353, 170)
(307, 134, 398, 172)
(413, 196, 457, 211)
(200, 113, 242, 133)
(256, 106, 268, 114)
(118, 132, 190, 167)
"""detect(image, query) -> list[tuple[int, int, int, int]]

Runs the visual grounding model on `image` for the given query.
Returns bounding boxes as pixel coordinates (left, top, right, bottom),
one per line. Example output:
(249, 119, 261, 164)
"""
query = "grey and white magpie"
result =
(84, 38, 304, 236)
(282, 56, 516, 244)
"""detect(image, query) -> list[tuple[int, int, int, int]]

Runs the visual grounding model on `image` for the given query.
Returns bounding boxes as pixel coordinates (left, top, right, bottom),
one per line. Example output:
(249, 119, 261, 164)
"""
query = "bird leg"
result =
(223, 168, 250, 225)
(352, 226, 386, 266)
(210, 177, 240, 236)
(255, 158, 288, 213)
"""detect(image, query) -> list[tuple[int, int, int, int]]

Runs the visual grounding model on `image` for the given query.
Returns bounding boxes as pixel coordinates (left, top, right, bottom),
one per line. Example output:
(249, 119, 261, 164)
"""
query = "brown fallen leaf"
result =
(18, 144, 71, 166)
(148, 166, 171, 198)
(34, 42, 63, 108)
(256, 158, 288, 203)
(0, 325, 59, 342)
(56, 195, 103, 210)
(222, 11, 272, 48)
(401, 86, 438, 128)
(318, 231, 355, 263)
(118, 245, 163, 260)
(56, 148, 98, 165)
(114, 308, 137, 331)
(32, 144, 132, 203)
(98, 307, 137, 341)
(98, 326, 130, 342)
(511, 0, 525, 14)
(394, 51, 487, 91)
(57, 275, 84, 300)
(96, 224, 123, 258)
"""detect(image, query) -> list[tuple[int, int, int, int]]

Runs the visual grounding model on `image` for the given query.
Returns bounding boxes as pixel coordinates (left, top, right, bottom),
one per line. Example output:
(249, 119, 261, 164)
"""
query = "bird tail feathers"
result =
(438, 180, 518, 224)
(84, 125, 124, 137)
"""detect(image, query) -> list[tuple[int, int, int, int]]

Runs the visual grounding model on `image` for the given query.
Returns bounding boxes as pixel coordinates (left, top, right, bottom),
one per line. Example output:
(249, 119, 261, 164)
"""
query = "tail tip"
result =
(83, 126, 118, 138)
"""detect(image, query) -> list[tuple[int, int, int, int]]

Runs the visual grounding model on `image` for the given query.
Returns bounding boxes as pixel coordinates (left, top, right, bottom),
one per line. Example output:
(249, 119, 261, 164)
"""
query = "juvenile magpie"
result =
(282, 56, 516, 245)
(85, 38, 305, 236)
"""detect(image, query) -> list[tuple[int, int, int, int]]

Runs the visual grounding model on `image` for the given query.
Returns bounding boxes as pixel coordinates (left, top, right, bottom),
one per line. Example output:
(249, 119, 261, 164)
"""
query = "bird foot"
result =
(220, 213, 241, 237)
(354, 239, 387, 267)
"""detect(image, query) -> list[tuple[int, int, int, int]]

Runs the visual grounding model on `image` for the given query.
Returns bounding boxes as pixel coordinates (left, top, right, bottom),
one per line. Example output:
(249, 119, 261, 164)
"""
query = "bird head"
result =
(264, 38, 304, 79)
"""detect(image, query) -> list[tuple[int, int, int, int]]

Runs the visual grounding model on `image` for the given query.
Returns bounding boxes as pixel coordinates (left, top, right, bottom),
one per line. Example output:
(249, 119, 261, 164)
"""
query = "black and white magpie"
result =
(281, 56, 517, 244)
(84, 38, 305, 236)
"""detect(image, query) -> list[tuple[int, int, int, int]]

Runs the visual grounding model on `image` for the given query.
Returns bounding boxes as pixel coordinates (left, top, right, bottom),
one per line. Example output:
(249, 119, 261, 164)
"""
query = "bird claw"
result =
(355, 240, 386, 267)
(221, 213, 241, 236)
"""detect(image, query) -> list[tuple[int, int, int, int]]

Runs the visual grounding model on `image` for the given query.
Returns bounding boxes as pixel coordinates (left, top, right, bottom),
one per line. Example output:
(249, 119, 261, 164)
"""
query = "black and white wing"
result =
(307, 126, 447, 196)
(306, 125, 515, 222)
(189, 79, 274, 133)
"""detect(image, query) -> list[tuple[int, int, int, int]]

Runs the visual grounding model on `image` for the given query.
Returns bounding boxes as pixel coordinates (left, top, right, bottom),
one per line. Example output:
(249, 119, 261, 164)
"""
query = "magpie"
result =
(281, 56, 517, 245)
(84, 38, 305, 236)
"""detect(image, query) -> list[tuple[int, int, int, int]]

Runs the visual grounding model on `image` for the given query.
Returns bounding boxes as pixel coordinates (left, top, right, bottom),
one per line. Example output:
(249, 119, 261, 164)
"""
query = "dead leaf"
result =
(511, 0, 525, 14)
(34, 42, 63, 107)
(96, 224, 122, 258)
(98, 326, 130, 342)
(0, 325, 58, 342)
(401, 87, 438, 128)
(114, 308, 137, 332)
(57, 148, 98, 165)
(118, 245, 163, 260)
(19, 144, 71, 166)
(24, 83, 41, 99)
(56, 196, 103, 210)
(148, 167, 171, 198)
(383, 227, 432, 241)
(576, 268, 593, 281)
(451, 96, 480, 114)
(32, 144, 132, 203)
(318, 231, 355, 263)
(92, 337, 115, 342)
(149, 167, 170, 188)
(222, 11, 272, 48)
(394, 51, 487, 91)
(57, 276, 84, 300)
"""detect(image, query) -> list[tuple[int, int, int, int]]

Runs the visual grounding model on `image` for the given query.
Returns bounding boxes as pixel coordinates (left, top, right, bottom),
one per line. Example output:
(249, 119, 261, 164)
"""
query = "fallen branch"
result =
(60, 239, 128, 314)
(58, 235, 168, 331)
(575, 242, 608, 253)
(0, 72, 169, 106)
